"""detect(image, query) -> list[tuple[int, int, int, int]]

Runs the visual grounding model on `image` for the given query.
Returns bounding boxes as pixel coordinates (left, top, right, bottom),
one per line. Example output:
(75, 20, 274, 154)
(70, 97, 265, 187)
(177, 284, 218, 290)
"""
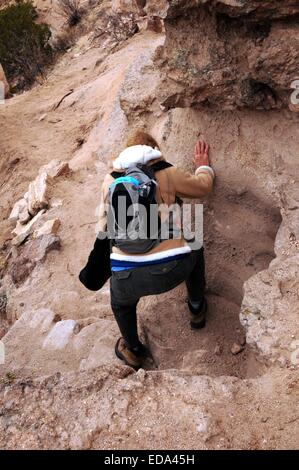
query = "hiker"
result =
(98, 131, 215, 369)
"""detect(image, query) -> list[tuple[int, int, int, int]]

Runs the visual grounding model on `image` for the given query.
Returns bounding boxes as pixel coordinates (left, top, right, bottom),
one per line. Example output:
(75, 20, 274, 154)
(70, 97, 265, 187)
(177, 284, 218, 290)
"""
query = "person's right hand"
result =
(193, 140, 210, 168)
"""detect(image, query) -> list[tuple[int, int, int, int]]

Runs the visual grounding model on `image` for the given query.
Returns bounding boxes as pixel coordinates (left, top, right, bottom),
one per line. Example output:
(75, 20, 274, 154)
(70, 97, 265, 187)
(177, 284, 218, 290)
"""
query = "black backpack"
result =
(108, 162, 173, 254)
(79, 161, 173, 290)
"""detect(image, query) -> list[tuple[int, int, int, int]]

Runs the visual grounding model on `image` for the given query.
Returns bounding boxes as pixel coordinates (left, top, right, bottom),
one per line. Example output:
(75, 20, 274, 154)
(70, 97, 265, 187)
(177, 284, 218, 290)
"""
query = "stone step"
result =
(1, 308, 119, 377)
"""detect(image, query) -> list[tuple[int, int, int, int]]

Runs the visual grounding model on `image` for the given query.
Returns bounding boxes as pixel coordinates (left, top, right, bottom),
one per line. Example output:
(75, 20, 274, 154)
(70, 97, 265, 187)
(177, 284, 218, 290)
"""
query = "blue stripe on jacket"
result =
(111, 253, 189, 271)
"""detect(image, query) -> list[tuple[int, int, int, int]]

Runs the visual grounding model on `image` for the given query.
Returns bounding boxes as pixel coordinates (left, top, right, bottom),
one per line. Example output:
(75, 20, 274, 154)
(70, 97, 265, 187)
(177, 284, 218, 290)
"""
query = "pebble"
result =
(214, 344, 222, 355)
(231, 343, 245, 355)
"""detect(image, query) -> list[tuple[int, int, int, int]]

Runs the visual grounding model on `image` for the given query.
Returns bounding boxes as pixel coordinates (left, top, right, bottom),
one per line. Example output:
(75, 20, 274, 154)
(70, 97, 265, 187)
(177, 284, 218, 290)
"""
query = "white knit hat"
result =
(113, 145, 162, 170)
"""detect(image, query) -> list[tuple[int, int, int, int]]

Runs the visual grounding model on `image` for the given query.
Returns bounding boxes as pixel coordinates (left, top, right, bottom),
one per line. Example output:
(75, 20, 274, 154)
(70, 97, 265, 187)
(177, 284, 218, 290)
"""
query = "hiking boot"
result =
(115, 337, 146, 370)
(188, 297, 207, 330)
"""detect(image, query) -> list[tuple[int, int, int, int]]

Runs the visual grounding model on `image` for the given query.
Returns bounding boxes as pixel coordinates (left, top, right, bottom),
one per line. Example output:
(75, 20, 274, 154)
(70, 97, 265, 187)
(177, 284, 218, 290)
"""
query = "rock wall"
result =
(148, 0, 299, 110)
(116, 0, 299, 369)
(146, 1, 299, 20)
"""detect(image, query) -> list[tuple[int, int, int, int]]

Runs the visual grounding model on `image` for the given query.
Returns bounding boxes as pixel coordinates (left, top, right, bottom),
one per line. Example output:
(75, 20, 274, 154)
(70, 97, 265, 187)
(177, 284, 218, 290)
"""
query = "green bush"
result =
(0, 1, 53, 90)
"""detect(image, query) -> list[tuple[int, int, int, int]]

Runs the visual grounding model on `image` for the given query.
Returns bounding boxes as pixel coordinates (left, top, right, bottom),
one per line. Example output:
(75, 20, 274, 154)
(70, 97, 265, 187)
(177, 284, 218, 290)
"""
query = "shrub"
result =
(57, 0, 84, 27)
(92, 12, 138, 45)
(0, 1, 53, 90)
(53, 29, 77, 51)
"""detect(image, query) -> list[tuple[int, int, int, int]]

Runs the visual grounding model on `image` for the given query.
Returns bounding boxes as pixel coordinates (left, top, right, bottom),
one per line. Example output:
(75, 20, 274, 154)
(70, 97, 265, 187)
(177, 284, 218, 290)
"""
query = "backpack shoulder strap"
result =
(110, 170, 125, 179)
(110, 161, 173, 179)
(151, 161, 173, 173)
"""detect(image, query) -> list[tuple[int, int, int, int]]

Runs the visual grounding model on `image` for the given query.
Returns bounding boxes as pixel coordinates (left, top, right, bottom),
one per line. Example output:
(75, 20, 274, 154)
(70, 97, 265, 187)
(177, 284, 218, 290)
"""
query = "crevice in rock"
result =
(138, 182, 281, 379)
(156, 1, 299, 110)
(240, 78, 278, 109)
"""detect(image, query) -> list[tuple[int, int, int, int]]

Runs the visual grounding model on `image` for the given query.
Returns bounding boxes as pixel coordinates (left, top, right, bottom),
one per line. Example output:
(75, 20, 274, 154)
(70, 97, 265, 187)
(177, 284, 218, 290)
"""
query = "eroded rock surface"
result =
(0, 366, 298, 449)
(241, 253, 299, 367)
(150, 0, 299, 110)
(1, 308, 119, 376)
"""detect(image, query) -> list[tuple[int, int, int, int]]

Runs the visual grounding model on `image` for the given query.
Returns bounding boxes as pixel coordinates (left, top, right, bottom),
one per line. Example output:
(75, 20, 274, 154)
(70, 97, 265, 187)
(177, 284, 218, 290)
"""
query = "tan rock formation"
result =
(39, 159, 71, 178)
(27, 172, 50, 216)
(150, 0, 299, 110)
(33, 218, 61, 238)
(12, 210, 46, 246)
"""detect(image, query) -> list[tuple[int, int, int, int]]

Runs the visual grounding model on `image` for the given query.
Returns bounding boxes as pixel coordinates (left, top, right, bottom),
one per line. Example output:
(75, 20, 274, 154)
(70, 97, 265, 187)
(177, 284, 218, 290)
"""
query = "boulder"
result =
(18, 207, 31, 225)
(27, 172, 50, 216)
(33, 219, 61, 238)
(39, 159, 70, 178)
(240, 253, 299, 366)
(9, 160, 67, 227)
(42, 320, 76, 351)
(9, 198, 28, 221)
(12, 210, 46, 246)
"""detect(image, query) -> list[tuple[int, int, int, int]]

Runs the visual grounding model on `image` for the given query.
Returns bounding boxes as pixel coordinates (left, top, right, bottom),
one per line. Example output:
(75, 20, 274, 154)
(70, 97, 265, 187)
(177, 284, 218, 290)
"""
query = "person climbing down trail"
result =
(97, 131, 215, 369)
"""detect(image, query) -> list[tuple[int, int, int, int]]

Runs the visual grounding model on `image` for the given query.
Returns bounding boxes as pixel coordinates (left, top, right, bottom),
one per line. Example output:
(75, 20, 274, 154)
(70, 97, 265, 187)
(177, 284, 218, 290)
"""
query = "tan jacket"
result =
(97, 158, 214, 256)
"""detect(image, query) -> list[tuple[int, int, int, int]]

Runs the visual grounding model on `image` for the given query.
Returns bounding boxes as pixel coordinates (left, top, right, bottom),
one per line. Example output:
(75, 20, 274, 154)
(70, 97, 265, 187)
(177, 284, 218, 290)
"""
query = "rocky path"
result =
(0, 365, 298, 450)
(0, 1, 298, 449)
(1, 28, 255, 380)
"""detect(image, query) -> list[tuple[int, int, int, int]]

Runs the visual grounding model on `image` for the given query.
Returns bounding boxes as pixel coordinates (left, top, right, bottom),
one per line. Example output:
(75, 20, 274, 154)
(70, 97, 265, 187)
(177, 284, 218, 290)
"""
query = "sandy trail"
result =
(0, 15, 298, 449)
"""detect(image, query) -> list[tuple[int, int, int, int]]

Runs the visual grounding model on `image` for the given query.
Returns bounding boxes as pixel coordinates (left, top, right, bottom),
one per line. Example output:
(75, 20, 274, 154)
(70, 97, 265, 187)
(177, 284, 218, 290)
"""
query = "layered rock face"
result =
(146, 0, 299, 20)
(119, 0, 299, 369)
(148, 0, 299, 110)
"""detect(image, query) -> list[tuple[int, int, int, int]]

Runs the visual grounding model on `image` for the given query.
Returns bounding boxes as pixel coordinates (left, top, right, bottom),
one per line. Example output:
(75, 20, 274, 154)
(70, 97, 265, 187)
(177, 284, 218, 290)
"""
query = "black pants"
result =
(110, 248, 206, 351)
